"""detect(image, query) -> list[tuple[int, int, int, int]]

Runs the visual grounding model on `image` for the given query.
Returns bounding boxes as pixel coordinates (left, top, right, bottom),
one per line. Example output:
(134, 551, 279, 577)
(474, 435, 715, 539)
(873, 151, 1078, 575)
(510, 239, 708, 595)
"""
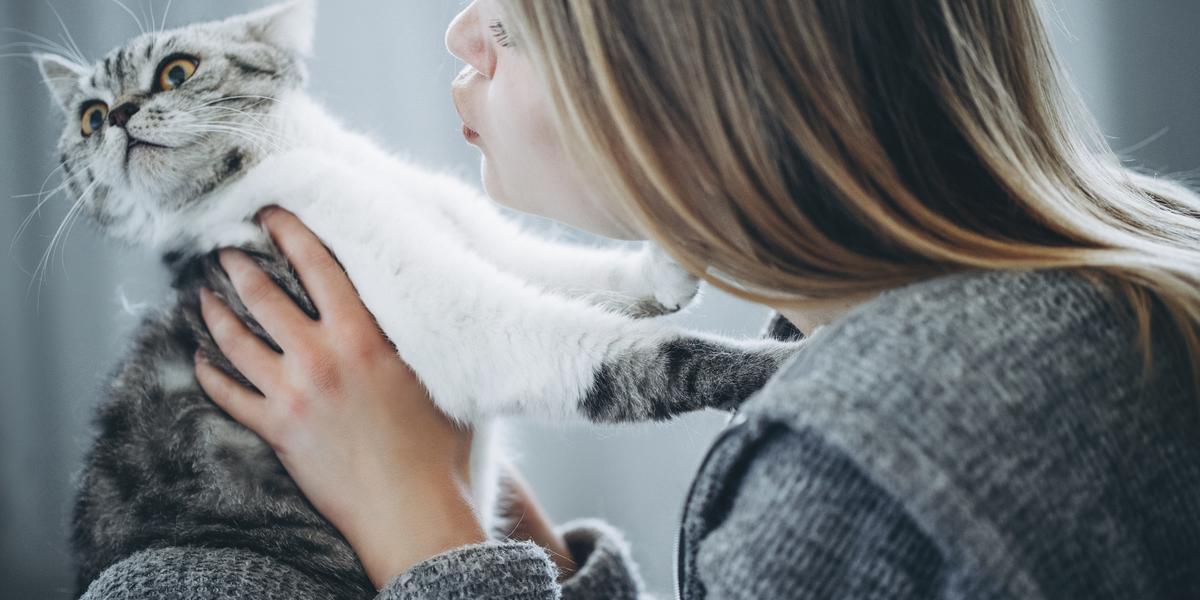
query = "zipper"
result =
(674, 409, 749, 600)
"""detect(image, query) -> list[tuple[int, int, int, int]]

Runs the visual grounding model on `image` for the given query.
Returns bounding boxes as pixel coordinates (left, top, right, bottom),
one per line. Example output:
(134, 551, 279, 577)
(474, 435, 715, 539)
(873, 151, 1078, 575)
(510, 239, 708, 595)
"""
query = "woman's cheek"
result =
(481, 77, 568, 216)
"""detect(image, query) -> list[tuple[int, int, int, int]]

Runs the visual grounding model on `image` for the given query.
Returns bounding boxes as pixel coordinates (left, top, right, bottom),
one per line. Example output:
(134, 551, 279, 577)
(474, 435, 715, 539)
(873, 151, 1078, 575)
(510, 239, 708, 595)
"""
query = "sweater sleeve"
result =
(78, 522, 643, 600)
(378, 518, 645, 599)
(78, 545, 346, 599)
(693, 424, 947, 599)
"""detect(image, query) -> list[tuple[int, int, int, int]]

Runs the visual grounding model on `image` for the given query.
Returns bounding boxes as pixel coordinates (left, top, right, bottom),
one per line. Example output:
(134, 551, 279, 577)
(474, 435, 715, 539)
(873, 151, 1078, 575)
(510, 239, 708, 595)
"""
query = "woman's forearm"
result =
(348, 473, 487, 590)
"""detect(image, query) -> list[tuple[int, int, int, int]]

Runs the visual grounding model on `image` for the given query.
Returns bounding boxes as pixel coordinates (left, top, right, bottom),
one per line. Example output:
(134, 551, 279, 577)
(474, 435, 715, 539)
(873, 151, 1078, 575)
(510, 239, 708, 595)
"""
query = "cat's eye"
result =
(80, 102, 109, 137)
(155, 55, 199, 92)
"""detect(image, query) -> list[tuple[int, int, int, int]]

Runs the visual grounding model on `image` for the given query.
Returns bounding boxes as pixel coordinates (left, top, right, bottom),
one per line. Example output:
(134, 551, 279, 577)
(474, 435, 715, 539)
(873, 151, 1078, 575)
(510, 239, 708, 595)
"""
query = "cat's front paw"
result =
(641, 243, 701, 315)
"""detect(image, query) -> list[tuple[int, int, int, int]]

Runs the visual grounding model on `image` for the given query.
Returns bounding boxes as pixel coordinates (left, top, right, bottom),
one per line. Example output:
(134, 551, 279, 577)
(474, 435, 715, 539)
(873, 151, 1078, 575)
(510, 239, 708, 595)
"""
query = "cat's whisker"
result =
(159, 0, 175, 34)
(12, 183, 70, 253)
(177, 122, 287, 145)
(44, 1, 89, 69)
(0, 27, 87, 66)
(185, 104, 284, 119)
(0, 39, 85, 68)
(0, 42, 64, 56)
(58, 186, 95, 275)
(184, 103, 279, 128)
(10, 187, 73, 279)
(185, 106, 285, 133)
(0, 52, 52, 62)
(11, 155, 100, 252)
(175, 128, 285, 156)
(11, 162, 75, 259)
(179, 121, 289, 147)
(108, 0, 148, 36)
(190, 95, 279, 110)
(142, 0, 154, 40)
(34, 177, 95, 280)
(27, 176, 101, 308)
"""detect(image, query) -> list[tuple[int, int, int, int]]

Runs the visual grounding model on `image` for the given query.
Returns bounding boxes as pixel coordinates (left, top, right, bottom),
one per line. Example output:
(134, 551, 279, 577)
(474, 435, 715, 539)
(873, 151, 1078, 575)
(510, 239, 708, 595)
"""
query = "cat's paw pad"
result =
(642, 244, 701, 314)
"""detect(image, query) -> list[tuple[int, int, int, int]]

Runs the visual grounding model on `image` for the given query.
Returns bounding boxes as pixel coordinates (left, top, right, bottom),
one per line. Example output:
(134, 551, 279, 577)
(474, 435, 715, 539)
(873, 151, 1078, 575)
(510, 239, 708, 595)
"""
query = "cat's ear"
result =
(33, 53, 87, 113)
(230, 0, 317, 57)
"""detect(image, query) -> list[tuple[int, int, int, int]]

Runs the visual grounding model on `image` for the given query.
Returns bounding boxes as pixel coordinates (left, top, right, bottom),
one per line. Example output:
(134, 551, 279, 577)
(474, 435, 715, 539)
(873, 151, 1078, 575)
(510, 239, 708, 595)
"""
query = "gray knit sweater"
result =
(79, 268, 1200, 599)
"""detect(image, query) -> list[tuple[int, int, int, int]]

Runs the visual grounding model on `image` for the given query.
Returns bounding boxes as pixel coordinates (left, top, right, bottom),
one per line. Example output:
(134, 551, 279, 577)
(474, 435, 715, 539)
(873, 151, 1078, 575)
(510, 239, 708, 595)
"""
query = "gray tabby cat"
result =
(33, 1, 803, 596)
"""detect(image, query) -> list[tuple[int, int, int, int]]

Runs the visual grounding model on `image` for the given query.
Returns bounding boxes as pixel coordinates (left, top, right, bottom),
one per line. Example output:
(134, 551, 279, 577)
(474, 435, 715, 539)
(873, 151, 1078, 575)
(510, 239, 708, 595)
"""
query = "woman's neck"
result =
(772, 290, 883, 337)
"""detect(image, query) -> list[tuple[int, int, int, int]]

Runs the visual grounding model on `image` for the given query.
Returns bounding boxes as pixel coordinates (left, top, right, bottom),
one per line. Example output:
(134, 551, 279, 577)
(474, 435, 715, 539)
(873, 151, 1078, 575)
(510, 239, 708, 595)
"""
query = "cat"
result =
(33, 1, 804, 596)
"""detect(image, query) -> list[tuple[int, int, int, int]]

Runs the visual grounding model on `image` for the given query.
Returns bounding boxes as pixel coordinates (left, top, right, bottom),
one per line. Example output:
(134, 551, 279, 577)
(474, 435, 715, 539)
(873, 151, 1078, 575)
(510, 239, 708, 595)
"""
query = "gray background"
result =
(1, 1, 1197, 598)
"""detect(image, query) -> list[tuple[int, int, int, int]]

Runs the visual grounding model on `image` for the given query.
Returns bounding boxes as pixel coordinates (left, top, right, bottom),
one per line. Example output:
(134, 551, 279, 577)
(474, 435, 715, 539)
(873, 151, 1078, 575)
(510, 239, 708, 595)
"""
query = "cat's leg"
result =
(185, 151, 697, 317)
(426, 174, 700, 317)
(289, 203, 799, 423)
(190, 152, 791, 423)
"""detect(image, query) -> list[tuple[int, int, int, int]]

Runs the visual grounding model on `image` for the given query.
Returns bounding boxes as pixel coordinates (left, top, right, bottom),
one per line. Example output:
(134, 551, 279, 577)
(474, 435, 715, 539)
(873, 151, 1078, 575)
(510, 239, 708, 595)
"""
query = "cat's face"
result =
(34, 0, 315, 244)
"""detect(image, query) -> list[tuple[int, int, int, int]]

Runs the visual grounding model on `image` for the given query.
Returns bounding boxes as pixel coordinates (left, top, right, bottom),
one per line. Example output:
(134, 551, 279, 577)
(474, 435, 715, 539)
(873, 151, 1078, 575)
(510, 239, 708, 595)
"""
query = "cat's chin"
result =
(124, 142, 179, 174)
(126, 139, 171, 155)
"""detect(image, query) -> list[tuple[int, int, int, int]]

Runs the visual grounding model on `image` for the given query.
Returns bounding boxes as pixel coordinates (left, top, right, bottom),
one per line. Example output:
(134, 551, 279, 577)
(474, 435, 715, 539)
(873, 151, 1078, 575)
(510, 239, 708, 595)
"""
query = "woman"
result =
(146, 0, 1199, 598)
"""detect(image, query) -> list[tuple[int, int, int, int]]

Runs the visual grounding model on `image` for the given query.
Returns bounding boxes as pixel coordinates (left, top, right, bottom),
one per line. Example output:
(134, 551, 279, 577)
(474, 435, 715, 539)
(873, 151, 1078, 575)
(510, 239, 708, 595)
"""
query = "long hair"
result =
(505, 0, 1200, 380)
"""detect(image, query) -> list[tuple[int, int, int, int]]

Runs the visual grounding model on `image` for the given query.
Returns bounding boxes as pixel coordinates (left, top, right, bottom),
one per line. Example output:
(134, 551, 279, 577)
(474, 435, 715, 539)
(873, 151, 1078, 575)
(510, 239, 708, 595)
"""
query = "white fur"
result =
(171, 91, 710, 532)
(160, 92, 689, 422)
(160, 92, 710, 532)
(156, 358, 200, 393)
(224, 0, 317, 57)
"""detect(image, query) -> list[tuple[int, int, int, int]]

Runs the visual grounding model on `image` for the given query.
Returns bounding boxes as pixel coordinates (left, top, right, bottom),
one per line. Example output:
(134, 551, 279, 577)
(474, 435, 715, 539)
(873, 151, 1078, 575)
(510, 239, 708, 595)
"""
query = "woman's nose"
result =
(445, 2, 492, 78)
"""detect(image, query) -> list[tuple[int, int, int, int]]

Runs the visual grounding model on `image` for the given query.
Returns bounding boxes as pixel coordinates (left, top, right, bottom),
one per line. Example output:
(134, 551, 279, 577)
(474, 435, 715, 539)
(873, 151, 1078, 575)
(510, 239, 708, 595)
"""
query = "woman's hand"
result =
(194, 206, 486, 590)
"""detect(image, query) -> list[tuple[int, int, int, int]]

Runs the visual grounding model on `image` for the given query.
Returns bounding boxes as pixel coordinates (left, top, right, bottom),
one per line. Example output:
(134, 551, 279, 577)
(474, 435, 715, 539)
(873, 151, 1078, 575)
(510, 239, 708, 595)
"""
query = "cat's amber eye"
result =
(156, 55, 199, 92)
(80, 101, 109, 137)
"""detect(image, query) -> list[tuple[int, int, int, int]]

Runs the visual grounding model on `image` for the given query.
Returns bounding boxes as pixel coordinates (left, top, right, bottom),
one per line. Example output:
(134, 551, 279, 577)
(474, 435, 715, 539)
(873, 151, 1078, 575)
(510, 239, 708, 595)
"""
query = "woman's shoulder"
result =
(734, 267, 1200, 598)
(747, 268, 1195, 487)
(756, 267, 1160, 420)
(78, 545, 341, 600)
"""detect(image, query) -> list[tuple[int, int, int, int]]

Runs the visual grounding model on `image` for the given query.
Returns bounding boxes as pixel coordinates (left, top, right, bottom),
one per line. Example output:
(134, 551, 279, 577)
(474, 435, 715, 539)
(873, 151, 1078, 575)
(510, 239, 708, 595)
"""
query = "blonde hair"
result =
(505, 0, 1200, 380)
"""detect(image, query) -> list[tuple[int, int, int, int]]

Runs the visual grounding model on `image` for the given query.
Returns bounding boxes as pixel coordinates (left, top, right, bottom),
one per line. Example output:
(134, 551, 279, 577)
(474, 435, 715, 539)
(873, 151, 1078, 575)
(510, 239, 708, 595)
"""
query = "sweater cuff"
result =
(378, 540, 557, 599)
(557, 518, 645, 600)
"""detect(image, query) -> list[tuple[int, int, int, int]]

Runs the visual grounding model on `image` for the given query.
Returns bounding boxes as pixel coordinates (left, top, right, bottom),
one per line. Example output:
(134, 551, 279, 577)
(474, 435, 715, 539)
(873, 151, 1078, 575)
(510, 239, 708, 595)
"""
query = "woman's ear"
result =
(33, 53, 88, 114)
(225, 0, 318, 57)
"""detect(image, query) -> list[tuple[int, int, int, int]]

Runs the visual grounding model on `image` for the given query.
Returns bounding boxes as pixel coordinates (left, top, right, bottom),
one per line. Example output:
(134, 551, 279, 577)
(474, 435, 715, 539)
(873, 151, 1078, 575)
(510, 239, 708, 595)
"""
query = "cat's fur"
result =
(35, 1, 803, 596)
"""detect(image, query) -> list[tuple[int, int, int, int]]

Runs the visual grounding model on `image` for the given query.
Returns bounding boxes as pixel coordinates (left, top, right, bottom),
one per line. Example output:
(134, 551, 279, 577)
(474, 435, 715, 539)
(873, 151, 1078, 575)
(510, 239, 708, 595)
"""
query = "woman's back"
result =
(691, 267, 1200, 598)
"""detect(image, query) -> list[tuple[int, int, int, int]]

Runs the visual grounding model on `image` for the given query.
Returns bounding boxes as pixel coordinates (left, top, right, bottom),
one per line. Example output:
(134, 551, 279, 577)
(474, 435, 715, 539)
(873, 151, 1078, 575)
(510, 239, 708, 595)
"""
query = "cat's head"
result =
(34, 0, 315, 244)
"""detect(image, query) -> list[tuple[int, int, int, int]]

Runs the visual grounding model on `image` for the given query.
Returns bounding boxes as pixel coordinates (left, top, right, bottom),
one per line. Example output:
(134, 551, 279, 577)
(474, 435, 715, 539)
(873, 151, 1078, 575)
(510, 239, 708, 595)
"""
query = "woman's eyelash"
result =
(488, 19, 514, 48)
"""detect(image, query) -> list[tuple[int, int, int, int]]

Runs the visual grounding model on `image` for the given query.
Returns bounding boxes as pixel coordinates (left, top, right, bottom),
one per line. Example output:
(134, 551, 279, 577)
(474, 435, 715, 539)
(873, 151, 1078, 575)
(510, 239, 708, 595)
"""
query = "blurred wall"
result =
(0, 1, 1197, 598)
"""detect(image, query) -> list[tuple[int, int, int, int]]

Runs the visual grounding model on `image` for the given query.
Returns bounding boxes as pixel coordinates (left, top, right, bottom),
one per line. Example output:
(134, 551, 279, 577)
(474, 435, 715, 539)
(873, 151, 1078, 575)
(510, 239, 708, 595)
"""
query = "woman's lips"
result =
(462, 123, 480, 142)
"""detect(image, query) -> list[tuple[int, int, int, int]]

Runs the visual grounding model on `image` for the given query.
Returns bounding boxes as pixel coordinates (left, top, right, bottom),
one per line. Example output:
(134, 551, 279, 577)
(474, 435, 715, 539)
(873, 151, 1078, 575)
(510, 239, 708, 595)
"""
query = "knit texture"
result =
(76, 268, 1200, 599)
(680, 267, 1200, 599)
(379, 540, 558, 599)
(79, 546, 341, 599)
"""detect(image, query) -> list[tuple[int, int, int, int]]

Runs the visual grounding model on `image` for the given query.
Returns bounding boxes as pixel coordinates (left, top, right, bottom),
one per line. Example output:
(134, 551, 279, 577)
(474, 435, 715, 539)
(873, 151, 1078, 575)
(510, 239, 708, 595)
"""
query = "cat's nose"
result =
(109, 102, 141, 128)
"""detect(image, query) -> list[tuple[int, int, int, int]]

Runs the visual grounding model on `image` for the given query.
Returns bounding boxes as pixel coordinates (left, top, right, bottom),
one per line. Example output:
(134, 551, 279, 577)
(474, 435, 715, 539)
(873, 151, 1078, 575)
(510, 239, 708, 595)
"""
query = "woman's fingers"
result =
(194, 354, 270, 441)
(199, 287, 284, 394)
(219, 248, 314, 350)
(257, 207, 363, 321)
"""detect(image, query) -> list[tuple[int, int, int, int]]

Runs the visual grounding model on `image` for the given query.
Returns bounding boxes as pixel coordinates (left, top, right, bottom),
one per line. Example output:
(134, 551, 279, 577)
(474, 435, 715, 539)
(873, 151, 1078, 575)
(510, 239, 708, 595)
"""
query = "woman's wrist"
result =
(501, 467, 578, 581)
(348, 473, 487, 590)
(521, 510, 576, 581)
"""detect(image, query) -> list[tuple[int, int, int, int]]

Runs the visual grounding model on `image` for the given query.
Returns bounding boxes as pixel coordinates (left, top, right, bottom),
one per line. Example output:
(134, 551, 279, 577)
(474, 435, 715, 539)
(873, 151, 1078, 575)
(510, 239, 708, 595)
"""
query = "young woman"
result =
(186, 0, 1200, 598)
